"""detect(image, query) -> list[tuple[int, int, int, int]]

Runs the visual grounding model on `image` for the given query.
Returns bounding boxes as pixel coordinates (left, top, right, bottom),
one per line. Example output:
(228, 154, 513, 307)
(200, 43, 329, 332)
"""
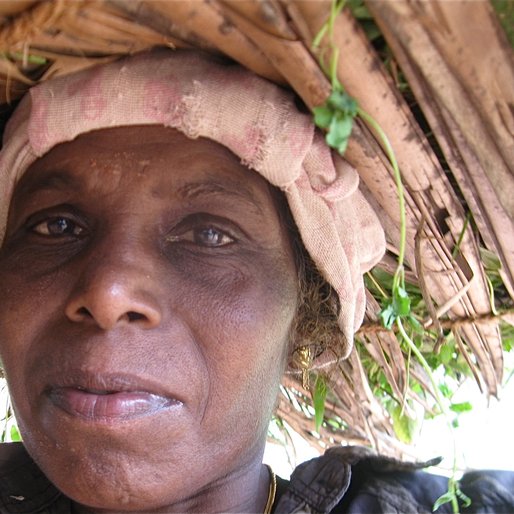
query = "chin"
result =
(46, 452, 186, 512)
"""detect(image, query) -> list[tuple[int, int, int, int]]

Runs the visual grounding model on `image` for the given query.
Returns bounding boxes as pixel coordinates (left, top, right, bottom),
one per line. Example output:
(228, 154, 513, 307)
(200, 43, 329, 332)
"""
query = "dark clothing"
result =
(0, 443, 513, 513)
(273, 446, 514, 513)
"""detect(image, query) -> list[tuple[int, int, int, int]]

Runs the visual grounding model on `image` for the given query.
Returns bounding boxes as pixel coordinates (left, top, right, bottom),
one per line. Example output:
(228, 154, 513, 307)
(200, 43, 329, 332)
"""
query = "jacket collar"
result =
(0, 442, 67, 513)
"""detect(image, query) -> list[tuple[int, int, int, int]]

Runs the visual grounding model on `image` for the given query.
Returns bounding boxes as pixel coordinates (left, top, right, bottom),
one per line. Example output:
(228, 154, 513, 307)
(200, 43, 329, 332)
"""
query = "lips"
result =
(45, 372, 183, 422)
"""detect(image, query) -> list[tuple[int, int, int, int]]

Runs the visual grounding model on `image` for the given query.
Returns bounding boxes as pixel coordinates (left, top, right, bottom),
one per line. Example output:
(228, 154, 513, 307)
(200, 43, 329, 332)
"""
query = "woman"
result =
(0, 49, 511, 514)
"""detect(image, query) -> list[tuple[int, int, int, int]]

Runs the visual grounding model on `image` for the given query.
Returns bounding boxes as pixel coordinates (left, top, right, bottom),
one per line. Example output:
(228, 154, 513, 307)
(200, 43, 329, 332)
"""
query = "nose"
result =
(65, 254, 162, 331)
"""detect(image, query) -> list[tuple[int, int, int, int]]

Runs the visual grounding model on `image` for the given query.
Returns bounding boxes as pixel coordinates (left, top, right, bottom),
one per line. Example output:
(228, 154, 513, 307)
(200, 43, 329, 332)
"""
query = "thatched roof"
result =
(0, 0, 512, 458)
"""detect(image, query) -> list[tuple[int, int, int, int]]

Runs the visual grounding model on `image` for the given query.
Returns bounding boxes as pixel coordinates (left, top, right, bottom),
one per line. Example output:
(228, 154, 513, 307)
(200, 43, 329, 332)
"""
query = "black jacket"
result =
(274, 446, 514, 513)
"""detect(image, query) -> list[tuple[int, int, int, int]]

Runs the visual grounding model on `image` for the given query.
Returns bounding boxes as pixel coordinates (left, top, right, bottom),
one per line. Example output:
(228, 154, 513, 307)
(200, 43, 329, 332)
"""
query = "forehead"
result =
(14, 125, 276, 214)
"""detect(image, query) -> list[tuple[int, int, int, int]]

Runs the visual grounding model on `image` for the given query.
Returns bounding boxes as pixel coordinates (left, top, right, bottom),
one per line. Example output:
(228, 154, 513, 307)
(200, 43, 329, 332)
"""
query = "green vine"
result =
(311, 1, 472, 511)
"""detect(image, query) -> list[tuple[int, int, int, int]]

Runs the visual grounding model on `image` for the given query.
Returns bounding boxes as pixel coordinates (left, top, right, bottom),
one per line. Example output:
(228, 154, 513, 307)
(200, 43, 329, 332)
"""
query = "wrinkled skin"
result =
(0, 126, 299, 512)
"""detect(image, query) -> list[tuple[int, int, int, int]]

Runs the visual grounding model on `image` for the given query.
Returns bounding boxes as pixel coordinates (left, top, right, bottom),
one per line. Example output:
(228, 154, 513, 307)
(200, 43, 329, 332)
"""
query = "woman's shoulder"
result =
(273, 446, 514, 514)
(0, 442, 70, 513)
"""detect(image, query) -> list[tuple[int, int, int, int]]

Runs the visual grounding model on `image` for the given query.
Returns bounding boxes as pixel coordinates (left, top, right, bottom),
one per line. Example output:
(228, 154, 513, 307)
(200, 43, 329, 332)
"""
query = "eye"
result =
(31, 217, 84, 237)
(167, 226, 235, 248)
(194, 227, 234, 247)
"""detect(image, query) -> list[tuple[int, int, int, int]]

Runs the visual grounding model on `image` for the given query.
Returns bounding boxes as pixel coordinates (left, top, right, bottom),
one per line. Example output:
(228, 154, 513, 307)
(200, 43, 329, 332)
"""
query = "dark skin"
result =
(0, 126, 299, 512)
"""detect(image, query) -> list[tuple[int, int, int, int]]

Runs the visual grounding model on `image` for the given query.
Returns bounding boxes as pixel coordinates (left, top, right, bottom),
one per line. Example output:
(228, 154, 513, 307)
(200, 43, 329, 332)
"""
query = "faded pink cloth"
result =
(0, 49, 385, 358)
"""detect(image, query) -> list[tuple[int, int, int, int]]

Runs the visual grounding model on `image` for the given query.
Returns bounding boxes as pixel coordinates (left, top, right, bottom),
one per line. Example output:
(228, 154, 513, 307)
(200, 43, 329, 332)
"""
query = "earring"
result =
(295, 346, 312, 390)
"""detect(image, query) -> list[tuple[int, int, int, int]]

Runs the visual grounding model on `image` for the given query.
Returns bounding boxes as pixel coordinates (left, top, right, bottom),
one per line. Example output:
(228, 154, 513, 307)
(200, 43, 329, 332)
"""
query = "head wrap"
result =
(0, 49, 385, 358)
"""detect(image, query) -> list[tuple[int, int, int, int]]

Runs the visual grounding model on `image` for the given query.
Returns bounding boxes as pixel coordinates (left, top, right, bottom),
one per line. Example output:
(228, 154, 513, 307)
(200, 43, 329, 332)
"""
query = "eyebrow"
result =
(15, 170, 81, 198)
(176, 178, 265, 216)
(16, 170, 268, 217)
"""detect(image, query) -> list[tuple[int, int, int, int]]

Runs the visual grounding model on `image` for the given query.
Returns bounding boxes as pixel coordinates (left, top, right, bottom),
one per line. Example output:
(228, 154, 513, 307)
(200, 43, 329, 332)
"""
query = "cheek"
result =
(172, 246, 298, 344)
(183, 251, 298, 427)
(187, 249, 297, 349)
(0, 270, 63, 435)
(0, 263, 57, 373)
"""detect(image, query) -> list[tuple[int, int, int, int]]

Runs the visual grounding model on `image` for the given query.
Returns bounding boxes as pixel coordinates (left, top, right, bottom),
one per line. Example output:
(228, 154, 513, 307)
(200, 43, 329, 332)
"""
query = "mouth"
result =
(45, 373, 183, 422)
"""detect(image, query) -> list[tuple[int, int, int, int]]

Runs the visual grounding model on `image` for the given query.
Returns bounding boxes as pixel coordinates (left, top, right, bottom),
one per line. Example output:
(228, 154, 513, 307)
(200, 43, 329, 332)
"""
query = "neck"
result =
(72, 460, 272, 513)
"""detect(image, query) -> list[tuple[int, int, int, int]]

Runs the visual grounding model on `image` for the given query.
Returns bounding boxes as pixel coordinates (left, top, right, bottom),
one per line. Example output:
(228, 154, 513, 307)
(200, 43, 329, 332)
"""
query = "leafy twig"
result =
(397, 319, 470, 512)
(310, 2, 472, 511)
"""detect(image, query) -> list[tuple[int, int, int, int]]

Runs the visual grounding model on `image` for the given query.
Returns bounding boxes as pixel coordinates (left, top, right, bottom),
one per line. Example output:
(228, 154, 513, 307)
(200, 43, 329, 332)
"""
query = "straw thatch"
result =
(0, 0, 512, 458)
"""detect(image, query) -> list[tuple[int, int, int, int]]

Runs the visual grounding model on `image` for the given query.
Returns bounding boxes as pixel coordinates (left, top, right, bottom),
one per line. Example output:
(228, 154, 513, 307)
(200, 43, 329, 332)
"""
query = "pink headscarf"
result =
(0, 49, 385, 358)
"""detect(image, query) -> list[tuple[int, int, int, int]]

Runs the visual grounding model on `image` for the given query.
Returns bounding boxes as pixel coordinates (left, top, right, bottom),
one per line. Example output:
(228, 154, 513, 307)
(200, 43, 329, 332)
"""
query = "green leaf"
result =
(347, 0, 374, 20)
(480, 247, 502, 271)
(433, 491, 455, 511)
(326, 113, 353, 154)
(412, 382, 423, 394)
(1, 51, 47, 65)
(450, 401, 472, 413)
(327, 418, 341, 430)
(313, 105, 334, 129)
(369, 268, 423, 297)
(327, 90, 358, 116)
(439, 343, 454, 365)
(407, 313, 424, 334)
(379, 302, 396, 329)
(393, 286, 411, 317)
(390, 403, 419, 444)
(313, 375, 328, 432)
(439, 383, 452, 398)
(10, 424, 21, 442)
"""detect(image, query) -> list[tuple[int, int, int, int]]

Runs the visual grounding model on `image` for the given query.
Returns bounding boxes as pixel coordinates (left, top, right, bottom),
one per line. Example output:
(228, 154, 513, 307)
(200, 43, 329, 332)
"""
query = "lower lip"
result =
(48, 388, 182, 421)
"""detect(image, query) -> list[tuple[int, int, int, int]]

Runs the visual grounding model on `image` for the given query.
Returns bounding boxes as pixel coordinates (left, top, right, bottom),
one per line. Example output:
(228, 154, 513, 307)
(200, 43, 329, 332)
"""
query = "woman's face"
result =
(0, 126, 298, 511)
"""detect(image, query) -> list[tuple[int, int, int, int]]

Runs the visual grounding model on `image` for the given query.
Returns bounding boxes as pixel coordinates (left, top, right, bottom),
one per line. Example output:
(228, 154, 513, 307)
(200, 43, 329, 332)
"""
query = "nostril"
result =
(65, 295, 160, 328)
(77, 307, 93, 318)
(127, 311, 146, 322)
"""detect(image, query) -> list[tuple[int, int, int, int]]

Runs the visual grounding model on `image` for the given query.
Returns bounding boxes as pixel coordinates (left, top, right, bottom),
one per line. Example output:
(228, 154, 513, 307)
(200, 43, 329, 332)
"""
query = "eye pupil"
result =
(49, 218, 70, 235)
(196, 227, 223, 246)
